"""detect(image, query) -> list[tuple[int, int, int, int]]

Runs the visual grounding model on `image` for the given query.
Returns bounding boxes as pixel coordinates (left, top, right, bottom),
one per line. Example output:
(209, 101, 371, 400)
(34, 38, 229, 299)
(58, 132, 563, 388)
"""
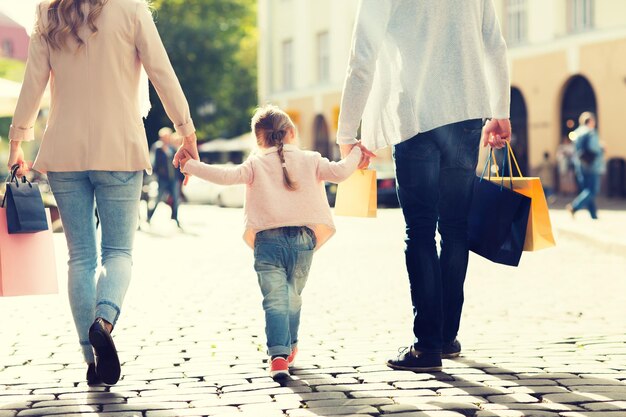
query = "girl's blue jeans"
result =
(253, 226, 315, 357)
(48, 171, 142, 363)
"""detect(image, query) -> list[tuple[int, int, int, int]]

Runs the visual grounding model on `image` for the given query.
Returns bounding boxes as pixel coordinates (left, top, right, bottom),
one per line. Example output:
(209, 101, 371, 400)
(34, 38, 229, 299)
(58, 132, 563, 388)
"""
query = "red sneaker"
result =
(287, 346, 298, 368)
(270, 357, 289, 379)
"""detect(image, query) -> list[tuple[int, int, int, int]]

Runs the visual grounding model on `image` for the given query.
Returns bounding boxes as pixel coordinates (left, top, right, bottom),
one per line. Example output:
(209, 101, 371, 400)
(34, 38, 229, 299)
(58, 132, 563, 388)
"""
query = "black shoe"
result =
(89, 318, 121, 385)
(86, 363, 102, 386)
(441, 339, 462, 359)
(386, 346, 442, 372)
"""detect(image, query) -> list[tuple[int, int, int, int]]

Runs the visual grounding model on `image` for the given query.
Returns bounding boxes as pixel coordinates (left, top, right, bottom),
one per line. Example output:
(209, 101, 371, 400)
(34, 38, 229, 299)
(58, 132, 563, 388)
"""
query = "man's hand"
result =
(173, 132, 199, 185)
(339, 141, 377, 169)
(482, 119, 511, 149)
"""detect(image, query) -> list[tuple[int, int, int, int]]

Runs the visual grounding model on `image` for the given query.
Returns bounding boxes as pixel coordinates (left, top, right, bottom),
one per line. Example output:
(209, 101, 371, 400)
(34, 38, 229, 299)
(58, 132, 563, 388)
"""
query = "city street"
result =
(1, 205, 625, 417)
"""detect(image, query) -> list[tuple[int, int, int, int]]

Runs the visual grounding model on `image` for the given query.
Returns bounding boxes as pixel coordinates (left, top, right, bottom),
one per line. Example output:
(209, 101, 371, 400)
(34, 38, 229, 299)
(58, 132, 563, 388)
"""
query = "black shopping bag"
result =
(1, 165, 49, 234)
(468, 150, 531, 266)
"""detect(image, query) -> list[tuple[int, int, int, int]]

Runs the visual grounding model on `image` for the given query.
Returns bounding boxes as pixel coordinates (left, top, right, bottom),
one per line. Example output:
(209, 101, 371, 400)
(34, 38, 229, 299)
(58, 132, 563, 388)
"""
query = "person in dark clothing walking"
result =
(148, 127, 183, 227)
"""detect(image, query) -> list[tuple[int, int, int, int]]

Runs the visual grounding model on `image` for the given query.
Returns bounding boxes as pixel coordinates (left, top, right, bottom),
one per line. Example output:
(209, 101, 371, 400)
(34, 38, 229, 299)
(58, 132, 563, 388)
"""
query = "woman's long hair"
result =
(43, 0, 108, 50)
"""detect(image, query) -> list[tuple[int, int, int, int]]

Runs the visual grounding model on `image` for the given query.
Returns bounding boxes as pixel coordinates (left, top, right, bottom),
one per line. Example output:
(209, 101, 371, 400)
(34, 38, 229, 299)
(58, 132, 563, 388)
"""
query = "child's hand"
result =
(178, 149, 193, 171)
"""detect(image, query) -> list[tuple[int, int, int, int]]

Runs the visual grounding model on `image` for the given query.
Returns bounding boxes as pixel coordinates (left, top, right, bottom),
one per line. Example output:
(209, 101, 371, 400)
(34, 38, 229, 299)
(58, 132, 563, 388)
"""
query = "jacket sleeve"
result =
(336, 0, 393, 145)
(482, 0, 510, 119)
(182, 158, 254, 186)
(317, 147, 362, 183)
(9, 3, 50, 141)
(134, 3, 195, 136)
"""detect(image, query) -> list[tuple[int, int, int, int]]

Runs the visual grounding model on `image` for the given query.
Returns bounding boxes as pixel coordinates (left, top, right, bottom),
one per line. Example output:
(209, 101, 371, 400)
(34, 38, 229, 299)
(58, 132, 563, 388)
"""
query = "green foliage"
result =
(0, 58, 26, 82)
(145, 0, 258, 142)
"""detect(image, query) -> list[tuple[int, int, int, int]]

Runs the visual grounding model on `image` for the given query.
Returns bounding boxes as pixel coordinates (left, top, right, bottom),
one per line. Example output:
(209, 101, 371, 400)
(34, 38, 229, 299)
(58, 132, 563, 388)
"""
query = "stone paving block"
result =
(102, 402, 189, 412)
(393, 380, 456, 390)
(571, 385, 626, 394)
(0, 412, 16, 417)
(304, 398, 394, 408)
(581, 401, 626, 411)
(0, 395, 56, 405)
(16, 405, 99, 416)
(274, 392, 347, 402)
(475, 411, 559, 417)
(61, 392, 138, 402)
(485, 393, 540, 403)
(298, 377, 360, 386)
(438, 387, 511, 396)
(387, 397, 483, 411)
(145, 406, 239, 417)
(559, 378, 626, 386)
(314, 383, 392, 392)
(509, 386, 569, 395)
(349, 389, 436, 398)
(220, 381, 281, 393)
(374, 411, 465, 417)
(31, 398, 126, 408)
(286, 405, 378, 416)
(138, 387, 219, 397)
(560, 412, 626, 417)
(189, 394, 273, 408)
(542, 392, 611, 403)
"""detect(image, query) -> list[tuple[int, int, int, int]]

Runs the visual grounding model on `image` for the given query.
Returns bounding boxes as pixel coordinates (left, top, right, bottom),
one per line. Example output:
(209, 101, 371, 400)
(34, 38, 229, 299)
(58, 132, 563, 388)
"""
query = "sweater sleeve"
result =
(482, 0, 510, 119)
(317, 146, 362, 183)
(336, 0, 393, 145)
(134, 2, 195, 136)
(182, 159, 253, 186)
(9, 3, 50, 142)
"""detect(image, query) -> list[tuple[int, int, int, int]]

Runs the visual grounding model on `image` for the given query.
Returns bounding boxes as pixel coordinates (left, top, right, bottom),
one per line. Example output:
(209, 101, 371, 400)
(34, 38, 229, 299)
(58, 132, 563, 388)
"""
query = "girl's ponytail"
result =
(253, 105, 299, 191)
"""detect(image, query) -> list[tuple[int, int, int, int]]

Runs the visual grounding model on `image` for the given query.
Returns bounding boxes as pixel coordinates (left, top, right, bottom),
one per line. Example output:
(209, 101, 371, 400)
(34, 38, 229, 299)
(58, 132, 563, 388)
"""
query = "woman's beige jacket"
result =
(9, 0, 195, 173)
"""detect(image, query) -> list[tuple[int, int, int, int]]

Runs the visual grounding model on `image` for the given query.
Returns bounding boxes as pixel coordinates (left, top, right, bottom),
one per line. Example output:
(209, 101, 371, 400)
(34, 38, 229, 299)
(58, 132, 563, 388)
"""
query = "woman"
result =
(7, 0, 198, 385)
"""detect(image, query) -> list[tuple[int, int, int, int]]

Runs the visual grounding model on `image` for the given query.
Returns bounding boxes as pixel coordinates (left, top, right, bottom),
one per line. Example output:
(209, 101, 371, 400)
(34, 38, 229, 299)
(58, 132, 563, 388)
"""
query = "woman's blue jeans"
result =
(393, 119, 482, 353)
(253, 227, 315, 357)
(48, 171, 142, 363)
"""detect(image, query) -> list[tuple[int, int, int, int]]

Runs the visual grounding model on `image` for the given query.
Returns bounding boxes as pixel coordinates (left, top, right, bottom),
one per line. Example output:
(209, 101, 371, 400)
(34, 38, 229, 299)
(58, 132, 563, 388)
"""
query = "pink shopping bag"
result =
(0, 207, 58, 296)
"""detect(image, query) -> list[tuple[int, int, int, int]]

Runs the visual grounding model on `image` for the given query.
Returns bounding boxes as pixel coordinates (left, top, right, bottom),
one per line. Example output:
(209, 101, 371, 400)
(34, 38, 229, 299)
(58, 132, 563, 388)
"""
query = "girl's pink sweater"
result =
(182, 144, 362, 249)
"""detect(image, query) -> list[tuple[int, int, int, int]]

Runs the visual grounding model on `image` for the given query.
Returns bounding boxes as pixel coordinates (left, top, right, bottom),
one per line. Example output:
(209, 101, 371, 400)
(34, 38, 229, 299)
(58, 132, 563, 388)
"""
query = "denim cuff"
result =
(80, 340, 95, 364)
(96, 300, 121, 327)
(268, 345, 292, 357)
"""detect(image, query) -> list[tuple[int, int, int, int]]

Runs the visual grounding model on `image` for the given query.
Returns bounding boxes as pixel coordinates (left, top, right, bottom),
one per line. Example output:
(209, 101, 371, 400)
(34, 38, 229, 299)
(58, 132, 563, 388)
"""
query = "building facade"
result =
(258, 0, 626, 192)
(0, 12, 29, 61)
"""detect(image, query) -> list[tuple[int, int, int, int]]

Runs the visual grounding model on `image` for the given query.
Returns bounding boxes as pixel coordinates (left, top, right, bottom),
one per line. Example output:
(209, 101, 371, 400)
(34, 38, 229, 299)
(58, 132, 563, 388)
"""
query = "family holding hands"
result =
(8, 0, 511, 384)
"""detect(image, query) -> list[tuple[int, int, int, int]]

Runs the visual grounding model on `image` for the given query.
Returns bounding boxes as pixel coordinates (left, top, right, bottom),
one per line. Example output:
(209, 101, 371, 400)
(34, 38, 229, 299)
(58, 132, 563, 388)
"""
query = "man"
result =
(148, 127, 183, 227)
(567, 112, 605, 219)
(337, 0, 511, 371)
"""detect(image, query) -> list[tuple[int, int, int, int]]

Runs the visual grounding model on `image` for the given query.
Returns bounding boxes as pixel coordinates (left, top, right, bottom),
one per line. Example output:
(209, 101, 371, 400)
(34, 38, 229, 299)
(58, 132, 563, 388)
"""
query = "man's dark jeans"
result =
(393, 119, 482, 353)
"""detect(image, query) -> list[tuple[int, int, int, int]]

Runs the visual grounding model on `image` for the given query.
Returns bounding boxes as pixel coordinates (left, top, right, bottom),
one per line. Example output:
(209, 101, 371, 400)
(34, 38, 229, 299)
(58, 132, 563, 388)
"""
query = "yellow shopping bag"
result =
(491, 144, 556, 251)
(334, 169, 377, 218)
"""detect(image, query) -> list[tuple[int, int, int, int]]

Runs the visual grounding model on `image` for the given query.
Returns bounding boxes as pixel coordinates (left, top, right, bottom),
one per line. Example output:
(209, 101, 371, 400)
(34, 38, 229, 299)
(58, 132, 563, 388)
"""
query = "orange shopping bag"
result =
(491, 144, 556, 251)
(334, 169, 377, 218)
(0, 208, 58, 296)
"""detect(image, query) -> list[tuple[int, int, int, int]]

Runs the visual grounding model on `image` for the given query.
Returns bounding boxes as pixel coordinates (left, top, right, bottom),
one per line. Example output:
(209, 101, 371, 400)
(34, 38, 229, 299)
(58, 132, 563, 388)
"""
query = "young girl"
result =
(179, 105, 362, 378)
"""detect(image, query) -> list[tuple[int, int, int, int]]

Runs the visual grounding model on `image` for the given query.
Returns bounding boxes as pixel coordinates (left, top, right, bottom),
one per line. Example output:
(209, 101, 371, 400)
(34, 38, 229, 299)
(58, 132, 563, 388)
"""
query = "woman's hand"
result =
(7, 141, 28, 177)
(173, 132, 199, 185)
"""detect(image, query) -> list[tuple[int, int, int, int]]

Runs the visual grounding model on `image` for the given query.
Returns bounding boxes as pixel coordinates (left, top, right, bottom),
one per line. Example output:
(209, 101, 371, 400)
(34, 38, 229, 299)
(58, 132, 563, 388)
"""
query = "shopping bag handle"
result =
(493, 143, 524, 179)
(2, 164, 33, 208)
(480, 148, 513, 191)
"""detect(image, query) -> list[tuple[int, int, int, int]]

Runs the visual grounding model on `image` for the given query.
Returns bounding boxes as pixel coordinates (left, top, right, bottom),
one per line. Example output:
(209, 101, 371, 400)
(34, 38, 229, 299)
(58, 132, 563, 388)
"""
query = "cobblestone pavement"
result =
(1, 205, 625, 417)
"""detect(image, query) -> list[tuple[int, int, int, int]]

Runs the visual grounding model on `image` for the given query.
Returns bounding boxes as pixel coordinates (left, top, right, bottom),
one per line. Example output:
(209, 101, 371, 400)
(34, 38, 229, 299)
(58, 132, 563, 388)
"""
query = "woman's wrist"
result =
(9, 140, 22, 150)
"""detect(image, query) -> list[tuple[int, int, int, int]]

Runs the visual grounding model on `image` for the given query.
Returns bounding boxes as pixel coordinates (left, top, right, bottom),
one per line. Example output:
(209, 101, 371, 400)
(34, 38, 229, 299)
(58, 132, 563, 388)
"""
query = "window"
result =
(505, 0, 527, 45)
(317, 31, 330, 83)
(282, 39, 294, 90)
(2, 39, 14, 58)
(569, 0, 594, 32)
